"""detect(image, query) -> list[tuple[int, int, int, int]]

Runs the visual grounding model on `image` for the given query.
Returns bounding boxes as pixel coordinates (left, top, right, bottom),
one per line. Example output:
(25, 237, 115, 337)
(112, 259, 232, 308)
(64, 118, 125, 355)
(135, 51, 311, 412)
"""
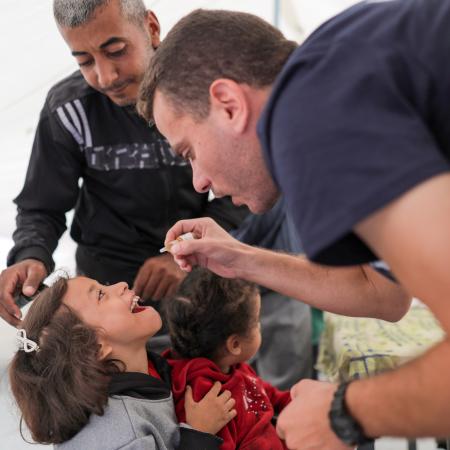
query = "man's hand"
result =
(133, 253, 186, 301)
(0, 259, 47, 327)
(185, 381, 237, 435)
(164, 217, 248, 278)
(277, 379, 353, 450)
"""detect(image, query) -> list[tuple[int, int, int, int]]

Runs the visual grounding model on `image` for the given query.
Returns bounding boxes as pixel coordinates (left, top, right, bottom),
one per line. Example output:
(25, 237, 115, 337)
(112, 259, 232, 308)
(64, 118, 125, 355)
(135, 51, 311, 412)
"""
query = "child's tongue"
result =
(132, 305, 146, 314)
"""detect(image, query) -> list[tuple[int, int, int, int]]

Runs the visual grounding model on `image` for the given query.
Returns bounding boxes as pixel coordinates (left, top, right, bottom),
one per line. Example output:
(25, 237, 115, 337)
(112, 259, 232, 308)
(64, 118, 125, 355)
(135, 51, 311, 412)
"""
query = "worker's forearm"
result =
(237, 246, 409, 320)
(347, 338, 450, 437)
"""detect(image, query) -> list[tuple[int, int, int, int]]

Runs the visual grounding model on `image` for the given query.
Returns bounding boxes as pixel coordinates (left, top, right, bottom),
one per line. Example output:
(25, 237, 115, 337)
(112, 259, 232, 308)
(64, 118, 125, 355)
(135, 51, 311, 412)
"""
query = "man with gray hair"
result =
(54, 0, 147, 29)
(0, 0, 246, 354)
(2, 0, 317, 393)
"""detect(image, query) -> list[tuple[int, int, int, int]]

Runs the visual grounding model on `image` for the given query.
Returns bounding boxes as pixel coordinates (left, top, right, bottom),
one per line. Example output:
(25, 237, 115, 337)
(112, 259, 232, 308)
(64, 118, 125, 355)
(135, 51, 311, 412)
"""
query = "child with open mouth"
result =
(9, 276, 236, 449)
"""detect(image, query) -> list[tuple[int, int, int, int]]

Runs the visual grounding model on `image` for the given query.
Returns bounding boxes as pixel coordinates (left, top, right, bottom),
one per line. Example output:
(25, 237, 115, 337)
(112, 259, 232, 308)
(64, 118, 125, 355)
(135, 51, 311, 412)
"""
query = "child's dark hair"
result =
(165, 268, 259, 360)
(9, 277, 122, 444)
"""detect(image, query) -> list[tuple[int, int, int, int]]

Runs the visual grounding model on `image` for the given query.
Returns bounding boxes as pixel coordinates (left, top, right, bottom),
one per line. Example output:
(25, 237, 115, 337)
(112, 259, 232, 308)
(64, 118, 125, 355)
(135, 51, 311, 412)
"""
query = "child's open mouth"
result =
(130, 295, 146, 313)
(132, 305, 146, 314)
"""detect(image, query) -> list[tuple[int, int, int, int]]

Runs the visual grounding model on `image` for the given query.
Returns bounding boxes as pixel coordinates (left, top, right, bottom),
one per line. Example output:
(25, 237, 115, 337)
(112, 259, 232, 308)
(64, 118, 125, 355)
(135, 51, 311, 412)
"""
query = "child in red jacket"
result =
(164, 268, 290, 450)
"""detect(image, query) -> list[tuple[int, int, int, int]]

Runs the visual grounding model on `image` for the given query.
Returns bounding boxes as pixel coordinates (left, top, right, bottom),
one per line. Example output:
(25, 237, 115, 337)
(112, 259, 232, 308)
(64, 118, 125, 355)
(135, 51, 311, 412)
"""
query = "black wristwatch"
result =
(329, 381, 374, 446)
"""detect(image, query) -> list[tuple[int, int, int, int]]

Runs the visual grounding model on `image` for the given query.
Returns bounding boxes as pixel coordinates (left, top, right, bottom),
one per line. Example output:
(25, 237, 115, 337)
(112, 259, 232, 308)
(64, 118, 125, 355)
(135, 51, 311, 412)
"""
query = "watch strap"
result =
(329, 381, 374, 446)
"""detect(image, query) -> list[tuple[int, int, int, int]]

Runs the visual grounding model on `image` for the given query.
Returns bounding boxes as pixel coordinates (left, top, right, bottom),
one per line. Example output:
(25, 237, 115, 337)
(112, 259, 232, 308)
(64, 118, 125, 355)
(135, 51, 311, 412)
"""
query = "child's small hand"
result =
(185, 381, 237, 435)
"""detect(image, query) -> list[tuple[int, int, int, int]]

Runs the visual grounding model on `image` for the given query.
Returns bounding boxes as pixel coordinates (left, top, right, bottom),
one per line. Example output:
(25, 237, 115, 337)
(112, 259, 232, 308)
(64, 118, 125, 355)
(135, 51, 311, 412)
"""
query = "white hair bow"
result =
(17, 329, 40, 353)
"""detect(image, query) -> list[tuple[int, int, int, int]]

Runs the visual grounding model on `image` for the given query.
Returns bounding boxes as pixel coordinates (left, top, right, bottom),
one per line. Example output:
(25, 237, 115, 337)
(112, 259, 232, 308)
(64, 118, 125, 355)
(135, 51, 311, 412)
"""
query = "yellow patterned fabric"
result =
(316, 306, 445, 382)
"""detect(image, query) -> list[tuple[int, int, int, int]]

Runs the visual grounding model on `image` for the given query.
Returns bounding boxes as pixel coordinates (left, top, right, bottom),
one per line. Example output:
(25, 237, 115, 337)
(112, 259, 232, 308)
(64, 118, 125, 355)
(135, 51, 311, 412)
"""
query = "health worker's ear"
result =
(209, 79, 250, 134)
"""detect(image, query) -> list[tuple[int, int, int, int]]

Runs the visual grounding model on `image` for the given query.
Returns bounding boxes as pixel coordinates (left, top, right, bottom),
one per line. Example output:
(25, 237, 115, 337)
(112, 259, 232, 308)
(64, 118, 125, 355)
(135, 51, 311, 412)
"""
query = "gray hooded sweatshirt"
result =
(56, 352, 221, 450)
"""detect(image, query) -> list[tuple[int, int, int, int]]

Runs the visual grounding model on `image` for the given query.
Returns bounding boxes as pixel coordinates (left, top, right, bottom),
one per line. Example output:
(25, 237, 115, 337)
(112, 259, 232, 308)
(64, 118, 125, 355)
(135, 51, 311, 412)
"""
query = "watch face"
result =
(329, 383, 373, 446)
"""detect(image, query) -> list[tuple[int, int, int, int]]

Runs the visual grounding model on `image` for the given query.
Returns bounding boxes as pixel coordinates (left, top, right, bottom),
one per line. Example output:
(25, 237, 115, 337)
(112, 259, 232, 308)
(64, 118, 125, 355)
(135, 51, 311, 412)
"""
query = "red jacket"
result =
(164, 350, 290, 450)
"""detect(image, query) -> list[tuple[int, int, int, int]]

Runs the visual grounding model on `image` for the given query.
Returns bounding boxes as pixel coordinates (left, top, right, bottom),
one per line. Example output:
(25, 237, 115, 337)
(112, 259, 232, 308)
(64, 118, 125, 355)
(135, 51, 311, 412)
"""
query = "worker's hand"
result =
(164, 217, 248, 278)
(0, 259, 47, 327)
(133, 253, 186, 301)
(277, 379, 353, 450)
(185, 381, 237, 435)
